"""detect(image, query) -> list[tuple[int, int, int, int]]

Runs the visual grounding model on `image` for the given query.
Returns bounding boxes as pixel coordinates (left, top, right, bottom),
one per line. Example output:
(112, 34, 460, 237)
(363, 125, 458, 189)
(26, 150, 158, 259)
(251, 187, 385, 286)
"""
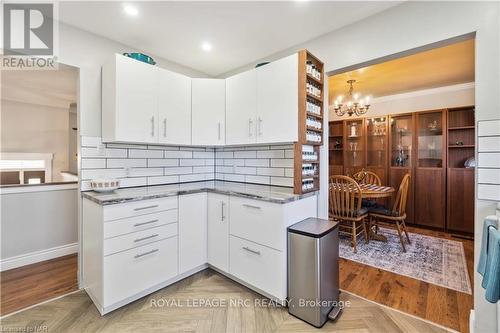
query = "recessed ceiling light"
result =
(201, 42, 213, 52)
(123, 4, 138, 17)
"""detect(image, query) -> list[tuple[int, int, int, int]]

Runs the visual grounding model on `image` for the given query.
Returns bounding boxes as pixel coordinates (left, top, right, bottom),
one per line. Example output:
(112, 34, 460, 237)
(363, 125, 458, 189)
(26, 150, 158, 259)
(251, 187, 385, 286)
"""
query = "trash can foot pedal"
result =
(328, 306, 342, 322)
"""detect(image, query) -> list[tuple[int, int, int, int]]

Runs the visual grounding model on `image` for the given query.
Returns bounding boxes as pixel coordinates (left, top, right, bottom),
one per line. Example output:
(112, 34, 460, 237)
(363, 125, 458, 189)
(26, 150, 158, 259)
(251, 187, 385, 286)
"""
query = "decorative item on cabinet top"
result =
(123, 52, 156, 65)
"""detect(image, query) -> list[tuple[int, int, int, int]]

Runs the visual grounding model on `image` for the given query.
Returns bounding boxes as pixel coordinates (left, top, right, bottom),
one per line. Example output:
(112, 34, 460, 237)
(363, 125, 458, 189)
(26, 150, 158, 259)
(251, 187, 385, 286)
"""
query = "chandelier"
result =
(332, 79, 371, 117)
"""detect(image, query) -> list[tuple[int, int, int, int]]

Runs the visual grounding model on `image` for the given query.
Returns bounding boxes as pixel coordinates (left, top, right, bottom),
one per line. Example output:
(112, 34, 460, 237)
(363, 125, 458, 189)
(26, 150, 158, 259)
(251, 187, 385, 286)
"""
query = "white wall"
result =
(330, 82, 475, 120)
(1, 99, 70, 182)
(222, 2, 499, 331)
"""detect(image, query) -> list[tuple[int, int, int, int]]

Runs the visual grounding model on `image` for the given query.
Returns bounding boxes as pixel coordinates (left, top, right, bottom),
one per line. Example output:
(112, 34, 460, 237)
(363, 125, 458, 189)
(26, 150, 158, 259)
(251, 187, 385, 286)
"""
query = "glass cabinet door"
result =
(366, 117, 387, 168)
(390, 115, 413, 167)
(417, 111, 443, 168)
(345, 119, 364, 169)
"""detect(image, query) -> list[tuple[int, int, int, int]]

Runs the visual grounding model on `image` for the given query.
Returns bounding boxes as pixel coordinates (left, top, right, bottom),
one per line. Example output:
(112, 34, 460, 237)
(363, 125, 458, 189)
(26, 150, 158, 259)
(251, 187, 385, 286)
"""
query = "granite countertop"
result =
(81, 181, 317, 205)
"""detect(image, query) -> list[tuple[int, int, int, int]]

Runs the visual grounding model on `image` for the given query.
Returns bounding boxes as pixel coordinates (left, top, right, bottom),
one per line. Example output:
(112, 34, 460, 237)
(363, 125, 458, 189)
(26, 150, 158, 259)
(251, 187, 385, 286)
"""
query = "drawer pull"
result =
(133, 205, 159, 211)
(133, 219, 159, 227)
(242, 246, 261, 255)
(134, 248, 159, 259)
(134, 234, 159, 243)
(242, 204, 261, 210)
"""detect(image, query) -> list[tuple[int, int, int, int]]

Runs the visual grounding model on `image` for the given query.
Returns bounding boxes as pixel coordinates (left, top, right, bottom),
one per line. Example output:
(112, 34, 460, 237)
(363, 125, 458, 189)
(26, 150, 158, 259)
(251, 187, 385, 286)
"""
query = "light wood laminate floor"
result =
(0, 254, 78, 316)
(0, 269, 450, 332)
(340, 226, 473, 333)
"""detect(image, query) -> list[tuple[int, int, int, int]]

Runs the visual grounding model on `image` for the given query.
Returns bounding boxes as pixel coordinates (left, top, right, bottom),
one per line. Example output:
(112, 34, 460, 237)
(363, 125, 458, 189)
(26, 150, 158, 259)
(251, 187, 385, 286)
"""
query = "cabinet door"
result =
(114, 54, 158, 143)
(207, 193, 229, 272)
(415, 168, 445, 228)
(447, 168, 474, 233)
(179, 193, 207, 274)
(256, 54, 298, 144)
(226, 70, 257, 145)
(192, 79, 226, 145)
(158, 69, 191, 145)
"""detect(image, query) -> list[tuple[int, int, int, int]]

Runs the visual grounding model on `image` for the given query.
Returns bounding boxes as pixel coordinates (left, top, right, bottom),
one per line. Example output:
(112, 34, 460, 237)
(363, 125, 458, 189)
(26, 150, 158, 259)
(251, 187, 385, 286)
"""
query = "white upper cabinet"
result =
(158, 69, 192, 145)
(102, 54, 159, 143)
(225, 69, 257, 145)
(192, 79, 226, 146)
(256, 53, 298, 144)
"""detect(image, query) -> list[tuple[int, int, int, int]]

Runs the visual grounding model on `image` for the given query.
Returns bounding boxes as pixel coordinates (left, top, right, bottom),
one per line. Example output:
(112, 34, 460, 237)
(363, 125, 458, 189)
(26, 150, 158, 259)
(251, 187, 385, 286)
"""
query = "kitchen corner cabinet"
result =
(158, 69, 192, 145)
(207, 193, 229, 272)
(102, 53, 192, 145)
(226, 69, 257, 145)
(256, 53, 298, 144)
(192, 79, 226, 146)
(178, 193, 208, 274)
(102, 54, 159, 144)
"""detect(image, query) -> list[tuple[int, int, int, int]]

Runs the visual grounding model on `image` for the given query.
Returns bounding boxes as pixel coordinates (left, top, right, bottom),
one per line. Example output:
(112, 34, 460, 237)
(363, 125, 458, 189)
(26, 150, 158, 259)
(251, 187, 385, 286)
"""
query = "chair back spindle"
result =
(392, 174, 411, 216)
(329, 175, 363, 219)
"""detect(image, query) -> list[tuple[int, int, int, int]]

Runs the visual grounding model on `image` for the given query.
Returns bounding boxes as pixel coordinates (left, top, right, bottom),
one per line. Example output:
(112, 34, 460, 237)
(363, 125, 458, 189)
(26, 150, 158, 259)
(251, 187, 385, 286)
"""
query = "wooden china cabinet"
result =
(414, 110, 447, 229)
(328, 106, 475, 234)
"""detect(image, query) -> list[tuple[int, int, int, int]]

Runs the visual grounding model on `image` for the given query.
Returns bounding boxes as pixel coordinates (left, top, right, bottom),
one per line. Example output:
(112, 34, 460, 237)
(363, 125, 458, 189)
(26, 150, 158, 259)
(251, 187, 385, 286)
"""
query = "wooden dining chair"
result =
(329, 175, 369, 253)
(368, 173, 411, 252)
(353, 170, 382, 186)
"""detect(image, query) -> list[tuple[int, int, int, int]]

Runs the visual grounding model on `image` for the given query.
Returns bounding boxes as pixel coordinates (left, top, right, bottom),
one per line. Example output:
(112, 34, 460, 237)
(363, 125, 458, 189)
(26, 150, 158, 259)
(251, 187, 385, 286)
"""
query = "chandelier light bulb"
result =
(354, 93, 359, 100)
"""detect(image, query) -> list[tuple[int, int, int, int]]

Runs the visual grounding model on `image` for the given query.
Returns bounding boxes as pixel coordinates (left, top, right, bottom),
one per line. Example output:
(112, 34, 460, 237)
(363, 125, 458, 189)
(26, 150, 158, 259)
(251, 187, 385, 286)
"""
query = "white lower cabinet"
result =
(104, 237, 178, 307)
(83, 192, 317, 315)
(207, 193, 229, 272)
(178, 193, 208, 274)
(229, 236, 285, 300)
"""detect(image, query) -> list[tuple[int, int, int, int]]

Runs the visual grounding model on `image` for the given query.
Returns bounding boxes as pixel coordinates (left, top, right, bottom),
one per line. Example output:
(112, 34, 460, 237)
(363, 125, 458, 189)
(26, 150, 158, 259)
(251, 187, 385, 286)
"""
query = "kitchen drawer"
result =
(104, 210, 177, 239)
(103, 197, 177, 221)
(229, 236, 285, 300)
(229, 197, 284, 250)
(104, 223, 177, 256)
(103, 237, 178, 307)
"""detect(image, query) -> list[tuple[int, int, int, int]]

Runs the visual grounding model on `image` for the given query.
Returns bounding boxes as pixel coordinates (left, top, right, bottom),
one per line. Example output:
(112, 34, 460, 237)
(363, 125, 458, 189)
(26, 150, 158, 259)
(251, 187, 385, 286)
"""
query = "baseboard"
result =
(0, 243, 78, 272)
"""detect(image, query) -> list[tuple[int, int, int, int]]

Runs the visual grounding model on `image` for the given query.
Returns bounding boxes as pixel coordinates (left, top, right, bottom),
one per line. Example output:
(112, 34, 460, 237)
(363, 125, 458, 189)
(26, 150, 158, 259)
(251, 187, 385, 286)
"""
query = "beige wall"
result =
(1, 99, 70, 182)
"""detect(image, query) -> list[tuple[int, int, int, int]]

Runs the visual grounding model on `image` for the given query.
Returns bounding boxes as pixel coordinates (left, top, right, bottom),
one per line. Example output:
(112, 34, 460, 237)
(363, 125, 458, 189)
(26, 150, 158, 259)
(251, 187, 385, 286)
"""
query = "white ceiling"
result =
(59, 1, 401, 76)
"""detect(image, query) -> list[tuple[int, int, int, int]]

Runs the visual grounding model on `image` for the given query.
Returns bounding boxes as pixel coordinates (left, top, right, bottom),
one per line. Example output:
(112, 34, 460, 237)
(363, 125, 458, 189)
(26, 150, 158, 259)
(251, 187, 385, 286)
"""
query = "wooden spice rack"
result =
(294, 50, 324, 194)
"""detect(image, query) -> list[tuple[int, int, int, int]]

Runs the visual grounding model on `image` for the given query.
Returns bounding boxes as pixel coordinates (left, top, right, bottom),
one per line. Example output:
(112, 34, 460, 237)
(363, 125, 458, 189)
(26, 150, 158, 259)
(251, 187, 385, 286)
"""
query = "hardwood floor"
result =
(0, 269, 449, 332)
(340, 226, 473, 333)
(0, 253, 78, 316)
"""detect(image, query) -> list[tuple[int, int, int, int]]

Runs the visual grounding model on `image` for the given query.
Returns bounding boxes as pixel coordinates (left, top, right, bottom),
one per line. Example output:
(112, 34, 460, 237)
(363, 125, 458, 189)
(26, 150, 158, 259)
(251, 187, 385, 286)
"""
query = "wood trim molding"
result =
(0, 243, 78, 272)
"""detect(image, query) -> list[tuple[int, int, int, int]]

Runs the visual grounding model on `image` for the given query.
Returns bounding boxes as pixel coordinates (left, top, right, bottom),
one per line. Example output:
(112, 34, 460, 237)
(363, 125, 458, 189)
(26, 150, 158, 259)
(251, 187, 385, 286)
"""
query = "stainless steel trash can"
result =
(287, 217, 340, 327)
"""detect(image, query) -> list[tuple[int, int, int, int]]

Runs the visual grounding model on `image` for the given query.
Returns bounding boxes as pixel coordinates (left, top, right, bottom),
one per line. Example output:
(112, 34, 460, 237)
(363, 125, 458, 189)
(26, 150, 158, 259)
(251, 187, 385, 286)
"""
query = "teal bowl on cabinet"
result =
(123, 52, 156, 65)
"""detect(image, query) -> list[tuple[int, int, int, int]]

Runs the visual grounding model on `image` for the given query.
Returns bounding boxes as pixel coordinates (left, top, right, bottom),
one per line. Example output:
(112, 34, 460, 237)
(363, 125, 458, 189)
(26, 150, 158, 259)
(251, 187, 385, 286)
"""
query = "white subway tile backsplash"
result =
(180, 173, 208, 182)
(81, 136, 102, 147)
(271, 159, 294, 168)
(222, 174, 245, 182)
(271, 177, 294, 187)
(165, 150, 193, 159)
(81, 168, 126, 180)
(81, 158, 106, 169)
(180, 159, 206, 166)
(270, 144, 294, 150)
(129, 168, 163, 177)
(81, 147, 127, 158)
(148, 159, 179, 167)
(216, 151, 233, 159)
(164, 167, 193, 176)
(245, 159, 269, 167)
(193, 166, 215, 174)
(285, 168, 294, 177)
(478, 153, 500, 168)
(147, 175, 179, 185)
(478, 169, 500, 184)
(193, 151, 215, 159)
(257, 150, 284, 159)
(217, 166, 234, 173)
(129, 149, 163, 159)
(257, 167, 285, 177)
(245, 175, 270, 185)
(285, 149, 294, 159)
(234, 166, 257, 175)
(107, 158, 146, 168)
(234, 151, 257, 159)
(119, 177, 148, 188)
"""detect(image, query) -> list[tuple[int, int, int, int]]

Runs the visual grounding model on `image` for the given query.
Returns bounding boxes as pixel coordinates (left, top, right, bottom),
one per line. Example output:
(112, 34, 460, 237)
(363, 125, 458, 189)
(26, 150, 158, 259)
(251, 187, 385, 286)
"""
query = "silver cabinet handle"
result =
(133, 205, 159, 211)
(133, 219, 159, 227)
(134, 248, 159, 259)
(242, 246, 261, 255)
(249, 118, 253, 137)
(221, 201, 225, 221)
(258, 117, 263, 136)
(134, 234, 159, 243)
(218, 122, 221, 140)
(242, 203, 261, 210)
(163, 118, 167, 138)
(151, 116, 155, 137)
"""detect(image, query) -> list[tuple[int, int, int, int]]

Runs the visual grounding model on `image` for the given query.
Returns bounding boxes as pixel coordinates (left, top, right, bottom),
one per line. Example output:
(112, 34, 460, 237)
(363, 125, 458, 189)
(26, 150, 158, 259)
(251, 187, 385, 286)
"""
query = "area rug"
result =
(339, 227, 472, 294)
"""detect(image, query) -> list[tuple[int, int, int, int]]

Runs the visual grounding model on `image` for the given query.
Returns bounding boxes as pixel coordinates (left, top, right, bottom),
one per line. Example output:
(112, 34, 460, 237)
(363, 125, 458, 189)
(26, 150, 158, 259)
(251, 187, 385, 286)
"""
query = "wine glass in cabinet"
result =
(366, 117, 388, 184)
(344, 119, 365, 177)
(389, 113, 415, 224)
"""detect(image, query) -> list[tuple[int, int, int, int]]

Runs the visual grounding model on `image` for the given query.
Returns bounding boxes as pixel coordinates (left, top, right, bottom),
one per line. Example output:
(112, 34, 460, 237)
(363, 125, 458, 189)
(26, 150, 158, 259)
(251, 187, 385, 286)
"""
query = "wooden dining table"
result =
(358, 183, 395, 242)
